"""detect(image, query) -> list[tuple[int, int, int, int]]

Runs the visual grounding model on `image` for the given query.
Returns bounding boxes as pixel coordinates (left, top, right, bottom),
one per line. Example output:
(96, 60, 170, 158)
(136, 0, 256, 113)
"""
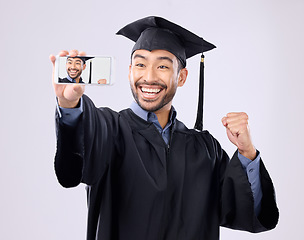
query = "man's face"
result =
(66, 57, 86, 79)
(128, 49, 187, 113)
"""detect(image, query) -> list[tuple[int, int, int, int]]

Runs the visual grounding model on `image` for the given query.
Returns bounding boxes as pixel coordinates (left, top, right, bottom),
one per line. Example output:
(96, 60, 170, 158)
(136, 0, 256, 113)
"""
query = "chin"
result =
(138, 100, 164, 113)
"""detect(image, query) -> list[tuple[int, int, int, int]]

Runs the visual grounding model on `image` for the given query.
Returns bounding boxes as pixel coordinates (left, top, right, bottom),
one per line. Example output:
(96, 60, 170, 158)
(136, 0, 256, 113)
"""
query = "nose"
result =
(143, 66, 157, 82)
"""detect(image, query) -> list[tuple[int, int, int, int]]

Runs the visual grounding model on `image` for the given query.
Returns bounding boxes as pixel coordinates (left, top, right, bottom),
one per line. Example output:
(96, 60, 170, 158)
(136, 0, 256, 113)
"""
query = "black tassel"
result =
(194, 54, 205, 131)
(88, 61, 92, 84)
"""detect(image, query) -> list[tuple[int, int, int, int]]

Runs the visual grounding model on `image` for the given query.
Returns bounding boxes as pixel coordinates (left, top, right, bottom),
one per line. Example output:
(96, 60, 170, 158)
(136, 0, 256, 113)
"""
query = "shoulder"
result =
(173, 119, 224, 156)
(58, 77, 70, 83)
(81, 95, 137, 125)
(174, 119, 214, 140)
(119, 108, 151, 129)
(81, 94, 123, 128)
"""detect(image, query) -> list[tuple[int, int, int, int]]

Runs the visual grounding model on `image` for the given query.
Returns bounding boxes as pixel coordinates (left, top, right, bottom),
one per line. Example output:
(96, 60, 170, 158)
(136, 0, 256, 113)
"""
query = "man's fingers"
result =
(72, 84, 85, 95)
(223, 112, 248, 125)
(225, 112, 248, 122)
(98, 79, 107, 84)
(56, 50, 86, 59)
(70, 50, 86, 57)
(225, 119, 248, 129)
(222, 112, 249, 136)
(69, 49, 81, 57)
(49, 54, 56, 65)
(79, 51, 87, 56)
(59, 50, 69, 56)
(222, 112, 255, 158)
(221, 116, 228, 126)
(50, 54, 58, 86)
(50, 50, 69, 67)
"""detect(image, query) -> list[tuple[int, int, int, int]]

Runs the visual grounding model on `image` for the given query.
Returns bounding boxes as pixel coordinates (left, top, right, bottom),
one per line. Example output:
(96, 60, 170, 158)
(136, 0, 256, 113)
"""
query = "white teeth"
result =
(141, 87, 161, 93)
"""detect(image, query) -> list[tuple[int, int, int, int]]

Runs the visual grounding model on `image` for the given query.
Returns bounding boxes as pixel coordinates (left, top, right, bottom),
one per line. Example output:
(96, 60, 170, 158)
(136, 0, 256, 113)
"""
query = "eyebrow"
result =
(157, 56, 173, 63)
(133, 54, 146, 60)
(133, 54, 173, 63)
(67, 58, 82, 63)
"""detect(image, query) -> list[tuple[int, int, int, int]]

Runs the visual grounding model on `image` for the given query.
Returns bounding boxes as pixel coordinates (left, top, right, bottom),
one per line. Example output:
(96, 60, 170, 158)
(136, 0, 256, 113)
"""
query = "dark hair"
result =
(130, 52, 186, 73)
(177, 58, 185, 73)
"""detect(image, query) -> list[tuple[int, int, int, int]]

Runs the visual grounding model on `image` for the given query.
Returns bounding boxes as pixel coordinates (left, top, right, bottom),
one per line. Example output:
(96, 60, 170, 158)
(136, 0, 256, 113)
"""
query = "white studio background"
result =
(0, 0, 303, 239)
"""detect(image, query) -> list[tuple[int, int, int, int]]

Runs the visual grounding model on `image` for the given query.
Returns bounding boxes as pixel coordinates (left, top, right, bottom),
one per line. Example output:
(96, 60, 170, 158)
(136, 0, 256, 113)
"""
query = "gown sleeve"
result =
(220, 150, 279, 232)
(54, 94, 122, 187)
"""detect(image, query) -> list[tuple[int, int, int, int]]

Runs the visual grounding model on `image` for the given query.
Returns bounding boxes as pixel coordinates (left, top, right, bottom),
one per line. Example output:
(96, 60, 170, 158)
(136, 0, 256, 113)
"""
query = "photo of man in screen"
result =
(59, 56, 94, 83)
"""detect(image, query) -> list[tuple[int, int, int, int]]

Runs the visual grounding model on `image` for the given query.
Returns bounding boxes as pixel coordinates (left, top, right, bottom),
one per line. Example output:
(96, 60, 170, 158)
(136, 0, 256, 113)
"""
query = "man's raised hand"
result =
(222, 112, 257, 160)
(50, 50, 86, 108)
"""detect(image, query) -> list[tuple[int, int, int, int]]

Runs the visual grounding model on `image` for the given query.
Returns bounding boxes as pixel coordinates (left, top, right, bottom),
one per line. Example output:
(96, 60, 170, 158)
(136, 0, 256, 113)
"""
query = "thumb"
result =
(221, 116, 228, 127)
(49, 54, 56, 66)
(72, 84, 85, 96)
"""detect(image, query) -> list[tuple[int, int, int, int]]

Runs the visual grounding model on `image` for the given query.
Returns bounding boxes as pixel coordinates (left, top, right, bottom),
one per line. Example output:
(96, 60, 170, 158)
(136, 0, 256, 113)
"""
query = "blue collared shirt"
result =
(66, 75, 75, 83)
(129, 101, 176, 145)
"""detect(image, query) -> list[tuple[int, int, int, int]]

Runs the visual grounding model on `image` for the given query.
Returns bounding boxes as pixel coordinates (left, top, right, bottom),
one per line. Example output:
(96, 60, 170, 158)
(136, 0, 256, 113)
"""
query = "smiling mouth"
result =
(141, 87, 162, 94)
(69, 69, 78, 75)
(68, 69, 80, 79)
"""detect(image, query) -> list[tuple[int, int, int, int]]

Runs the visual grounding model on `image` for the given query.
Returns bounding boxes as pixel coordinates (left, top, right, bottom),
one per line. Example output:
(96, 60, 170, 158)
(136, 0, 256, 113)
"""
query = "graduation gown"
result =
(55, 95, 279, 240)
(58, 77, 85, 83)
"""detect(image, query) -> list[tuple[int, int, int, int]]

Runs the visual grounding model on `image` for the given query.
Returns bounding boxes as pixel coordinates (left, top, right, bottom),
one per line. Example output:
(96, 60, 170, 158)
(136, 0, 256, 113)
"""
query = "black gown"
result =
(58, 77, 85, 83)
(55, 95, 279, 240)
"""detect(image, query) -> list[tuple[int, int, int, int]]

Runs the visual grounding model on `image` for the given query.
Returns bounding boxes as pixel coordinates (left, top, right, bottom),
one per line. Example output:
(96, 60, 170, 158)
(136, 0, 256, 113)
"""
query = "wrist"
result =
(58, 98, 80, 108)
(238, 146, 256, 160)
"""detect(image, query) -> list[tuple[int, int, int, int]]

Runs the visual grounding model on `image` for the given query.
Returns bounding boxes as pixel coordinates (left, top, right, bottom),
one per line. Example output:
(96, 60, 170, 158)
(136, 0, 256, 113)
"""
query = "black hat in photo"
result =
(67, 56, 95, 64)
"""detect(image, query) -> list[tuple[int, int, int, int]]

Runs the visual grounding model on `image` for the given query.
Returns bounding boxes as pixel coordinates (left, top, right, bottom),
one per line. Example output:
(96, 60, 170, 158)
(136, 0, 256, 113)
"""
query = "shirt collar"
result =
(129, 101, 177, 123)
(67, 76, 83, 83)
(67, 75, 74, 83)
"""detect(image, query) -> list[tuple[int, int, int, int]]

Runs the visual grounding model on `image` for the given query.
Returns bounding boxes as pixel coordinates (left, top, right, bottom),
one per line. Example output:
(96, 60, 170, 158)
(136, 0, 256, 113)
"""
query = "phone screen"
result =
(54, 56, 114, 85)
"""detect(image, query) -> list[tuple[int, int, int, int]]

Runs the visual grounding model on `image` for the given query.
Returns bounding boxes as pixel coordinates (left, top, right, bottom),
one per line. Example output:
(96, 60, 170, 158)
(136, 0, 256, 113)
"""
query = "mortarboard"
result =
(67, 56, 94, 64)
(116, 16, 216, 130)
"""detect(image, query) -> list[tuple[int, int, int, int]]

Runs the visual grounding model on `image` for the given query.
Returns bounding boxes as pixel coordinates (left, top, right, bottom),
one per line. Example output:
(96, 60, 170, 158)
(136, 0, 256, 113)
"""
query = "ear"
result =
(128, 64, 132, 81)
(82, 63, 86, 71)
(177, 68, 188, 87)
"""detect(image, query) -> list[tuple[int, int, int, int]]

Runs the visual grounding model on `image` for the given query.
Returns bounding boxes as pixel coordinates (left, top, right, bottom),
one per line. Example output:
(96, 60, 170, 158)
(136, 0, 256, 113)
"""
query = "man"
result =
(59, 56, 93, 83)
(50, 16, 278, 240)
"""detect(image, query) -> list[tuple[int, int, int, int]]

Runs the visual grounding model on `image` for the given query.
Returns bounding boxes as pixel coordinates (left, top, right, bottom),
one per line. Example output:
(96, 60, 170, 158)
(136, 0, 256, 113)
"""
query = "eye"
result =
(135, 63, 145, 68)
(159, 65, 169, 69)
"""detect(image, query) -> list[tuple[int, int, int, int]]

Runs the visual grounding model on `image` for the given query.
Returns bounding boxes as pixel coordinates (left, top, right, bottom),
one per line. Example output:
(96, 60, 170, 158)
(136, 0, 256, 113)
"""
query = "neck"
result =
(153, 103, 172, 129)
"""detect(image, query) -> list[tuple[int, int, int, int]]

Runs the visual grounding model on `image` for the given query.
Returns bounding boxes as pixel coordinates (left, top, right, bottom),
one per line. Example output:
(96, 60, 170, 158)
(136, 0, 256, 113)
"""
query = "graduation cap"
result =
(67, 56, 94, 64)
(117, 16, 216, 130)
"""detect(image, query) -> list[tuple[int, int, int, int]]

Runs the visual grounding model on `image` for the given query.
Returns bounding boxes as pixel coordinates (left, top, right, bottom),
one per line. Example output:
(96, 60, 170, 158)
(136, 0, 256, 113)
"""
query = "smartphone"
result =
(54, 55, 114, 85)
